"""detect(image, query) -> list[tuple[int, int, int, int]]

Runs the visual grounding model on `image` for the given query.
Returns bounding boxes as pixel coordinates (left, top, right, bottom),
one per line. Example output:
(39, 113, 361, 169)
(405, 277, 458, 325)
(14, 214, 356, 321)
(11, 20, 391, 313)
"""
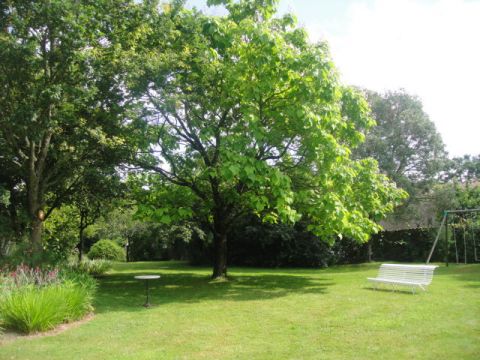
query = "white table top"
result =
(134, 275, 160, 280)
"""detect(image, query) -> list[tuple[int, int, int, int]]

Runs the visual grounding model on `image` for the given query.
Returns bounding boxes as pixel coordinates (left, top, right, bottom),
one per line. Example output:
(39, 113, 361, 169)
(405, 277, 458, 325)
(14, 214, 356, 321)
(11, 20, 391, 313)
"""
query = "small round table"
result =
(134, 275, 160, 307)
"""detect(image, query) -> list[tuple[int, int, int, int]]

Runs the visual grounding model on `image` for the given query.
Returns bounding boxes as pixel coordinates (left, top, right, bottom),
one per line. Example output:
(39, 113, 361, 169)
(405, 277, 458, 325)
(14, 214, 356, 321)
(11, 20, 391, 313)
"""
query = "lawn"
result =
(1, 261, 479, 359)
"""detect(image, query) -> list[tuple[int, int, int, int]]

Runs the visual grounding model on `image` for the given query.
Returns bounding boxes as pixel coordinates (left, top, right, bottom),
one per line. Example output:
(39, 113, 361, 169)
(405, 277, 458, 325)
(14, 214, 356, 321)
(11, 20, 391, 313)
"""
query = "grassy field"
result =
(1, 261, 479, 359)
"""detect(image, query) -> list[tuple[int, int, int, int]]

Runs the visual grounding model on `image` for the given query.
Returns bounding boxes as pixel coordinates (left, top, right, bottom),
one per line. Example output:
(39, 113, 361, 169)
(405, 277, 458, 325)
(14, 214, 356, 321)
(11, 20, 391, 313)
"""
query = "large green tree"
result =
(0, 0, 154, 255)
(134, 0, 405, 278)
(356, 90, 446, 193)
(354, 90, 447, 230)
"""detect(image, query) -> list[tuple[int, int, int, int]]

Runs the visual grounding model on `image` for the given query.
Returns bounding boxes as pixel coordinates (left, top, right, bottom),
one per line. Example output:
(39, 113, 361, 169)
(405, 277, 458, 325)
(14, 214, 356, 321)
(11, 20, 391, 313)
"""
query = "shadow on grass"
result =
(447, 264, 480, 288)
(230, 262, 381, 275)
(94, 264, 332, 313)
(361, 286, 426, 296)
(431, 263, 480, 288)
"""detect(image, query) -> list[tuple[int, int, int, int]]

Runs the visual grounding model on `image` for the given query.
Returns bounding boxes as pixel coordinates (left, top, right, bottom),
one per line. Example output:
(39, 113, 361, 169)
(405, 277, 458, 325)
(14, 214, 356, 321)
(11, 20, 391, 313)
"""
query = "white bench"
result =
(367, 264, 438, 293)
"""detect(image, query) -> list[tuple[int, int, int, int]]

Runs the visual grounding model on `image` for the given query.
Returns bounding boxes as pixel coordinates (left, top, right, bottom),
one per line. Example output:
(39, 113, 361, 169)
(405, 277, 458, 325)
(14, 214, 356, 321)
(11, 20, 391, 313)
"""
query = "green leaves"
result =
(355, 90, 446, 190)
(132, 0, 405, 248)
(133, 175, 197, 225)
(0, 0, 157, 248)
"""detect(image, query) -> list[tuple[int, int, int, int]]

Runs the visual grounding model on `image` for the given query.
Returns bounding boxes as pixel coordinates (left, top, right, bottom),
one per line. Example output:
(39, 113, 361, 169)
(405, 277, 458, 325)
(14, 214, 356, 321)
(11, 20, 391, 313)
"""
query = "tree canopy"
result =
(444, 155, 480, 184)
(1, 0, 415, 274)
(0, 0, 154, 254)
(356, 89, 446, 193)
(133, 0, 406, 278)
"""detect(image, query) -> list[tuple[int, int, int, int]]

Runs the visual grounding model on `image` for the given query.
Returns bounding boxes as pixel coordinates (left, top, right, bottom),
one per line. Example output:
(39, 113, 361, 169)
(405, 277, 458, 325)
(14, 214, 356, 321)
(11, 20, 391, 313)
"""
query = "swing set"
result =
(426, 208, 480, 265)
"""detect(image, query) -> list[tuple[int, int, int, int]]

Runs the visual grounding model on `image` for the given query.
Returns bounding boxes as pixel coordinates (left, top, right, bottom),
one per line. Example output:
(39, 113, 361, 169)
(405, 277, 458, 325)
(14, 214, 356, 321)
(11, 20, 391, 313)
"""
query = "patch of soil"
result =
(0, 313, 94, 346)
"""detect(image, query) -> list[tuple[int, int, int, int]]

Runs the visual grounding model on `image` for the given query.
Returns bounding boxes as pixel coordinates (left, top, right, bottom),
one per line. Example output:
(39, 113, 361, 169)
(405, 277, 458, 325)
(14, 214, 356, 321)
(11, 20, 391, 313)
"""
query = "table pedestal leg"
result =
(143, 280, 151, 307)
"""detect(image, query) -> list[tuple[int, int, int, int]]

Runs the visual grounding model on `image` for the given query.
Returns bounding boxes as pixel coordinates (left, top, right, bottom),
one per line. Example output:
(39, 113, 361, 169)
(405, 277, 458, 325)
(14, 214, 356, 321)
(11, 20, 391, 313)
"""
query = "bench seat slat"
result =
(367, 277, 428, 286)
(367, 264, 438, 293)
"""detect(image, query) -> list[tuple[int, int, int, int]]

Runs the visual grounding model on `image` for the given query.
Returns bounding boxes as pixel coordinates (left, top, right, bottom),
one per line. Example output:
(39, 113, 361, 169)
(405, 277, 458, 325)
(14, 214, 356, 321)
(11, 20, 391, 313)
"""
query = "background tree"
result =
(0, 132, 27, 256)
(70, 171, 125, 261)
(443, 155, 480, 184)
(42, 205, 79, 262)
(353, 89, 446, 232)
(0, 180, 26, 258)
(356, 89, 446, 193)
(133, 0, 406, 278)
(434, 155, 480, 211)
(0, 0, 155, 256)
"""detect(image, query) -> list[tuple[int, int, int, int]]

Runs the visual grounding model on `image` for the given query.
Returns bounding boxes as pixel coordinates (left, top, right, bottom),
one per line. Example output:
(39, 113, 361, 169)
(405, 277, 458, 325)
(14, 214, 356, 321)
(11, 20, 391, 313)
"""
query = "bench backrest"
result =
(377, 264, 438, 285)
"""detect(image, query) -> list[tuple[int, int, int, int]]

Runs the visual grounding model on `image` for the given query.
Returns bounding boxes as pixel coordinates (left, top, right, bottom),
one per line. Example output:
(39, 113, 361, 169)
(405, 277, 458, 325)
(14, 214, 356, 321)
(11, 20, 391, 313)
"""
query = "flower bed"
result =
(0, 264, 96, 334)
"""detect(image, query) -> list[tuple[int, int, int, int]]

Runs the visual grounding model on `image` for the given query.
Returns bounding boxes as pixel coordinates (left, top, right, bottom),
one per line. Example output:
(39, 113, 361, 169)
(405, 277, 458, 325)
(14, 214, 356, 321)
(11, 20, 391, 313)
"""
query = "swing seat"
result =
(368, 264, 438, 293)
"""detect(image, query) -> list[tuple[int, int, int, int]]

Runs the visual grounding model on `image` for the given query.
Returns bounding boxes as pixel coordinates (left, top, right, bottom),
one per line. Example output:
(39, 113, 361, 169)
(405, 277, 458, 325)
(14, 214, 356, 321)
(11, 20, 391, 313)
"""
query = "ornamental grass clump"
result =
(73, 259, 113, 277)
(0, 264, 96, 334)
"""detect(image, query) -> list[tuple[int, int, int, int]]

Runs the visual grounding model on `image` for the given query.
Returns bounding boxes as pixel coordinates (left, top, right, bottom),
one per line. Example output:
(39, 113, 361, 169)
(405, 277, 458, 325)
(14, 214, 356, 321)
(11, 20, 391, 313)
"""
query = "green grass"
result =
(1, 261, 479, 359)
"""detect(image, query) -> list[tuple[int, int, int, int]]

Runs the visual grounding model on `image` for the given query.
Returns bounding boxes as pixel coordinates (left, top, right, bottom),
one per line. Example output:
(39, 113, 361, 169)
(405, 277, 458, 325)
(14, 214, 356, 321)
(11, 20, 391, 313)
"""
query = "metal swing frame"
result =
(426, 208, 480, 266)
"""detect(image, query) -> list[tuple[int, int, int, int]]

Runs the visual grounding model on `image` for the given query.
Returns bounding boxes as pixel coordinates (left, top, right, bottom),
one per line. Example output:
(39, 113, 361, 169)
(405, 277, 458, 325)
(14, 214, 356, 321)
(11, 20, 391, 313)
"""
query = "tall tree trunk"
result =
(28, 193, 44, 256)
(27, 169, 41, 252)
(30, 218, 44, 255)
(367, 241, 373, 262)
(210, 177, 228, 279)
(28, 167, 44, 256)
(78, 226, 85, 262)
(212, 229, 227, 279)
(125, 238, 130, 263)
(78, 211, 87, 261)
(212, 209, 228, 279)
(26, 132, 52, 256)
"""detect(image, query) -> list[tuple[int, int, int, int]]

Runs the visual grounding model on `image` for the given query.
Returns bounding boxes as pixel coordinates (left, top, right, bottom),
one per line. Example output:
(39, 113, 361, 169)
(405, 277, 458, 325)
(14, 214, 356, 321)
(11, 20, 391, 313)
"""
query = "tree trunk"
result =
(211, 182, 228, 279)
(125, 238, 130, 263)
(367, 241, 373, 262)
(78, 226, 85, 262)
(78, 211, 87, 262)
(26, 131, 53, 257)
(212, 229, 227, 279)
(27, 176, 42, 254)
(30, 218, 44, 255)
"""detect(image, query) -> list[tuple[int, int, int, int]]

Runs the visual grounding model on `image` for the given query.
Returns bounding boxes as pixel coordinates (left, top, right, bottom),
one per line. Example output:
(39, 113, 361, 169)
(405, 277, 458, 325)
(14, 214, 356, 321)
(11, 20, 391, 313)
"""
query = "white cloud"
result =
(308, 0, 480, 156)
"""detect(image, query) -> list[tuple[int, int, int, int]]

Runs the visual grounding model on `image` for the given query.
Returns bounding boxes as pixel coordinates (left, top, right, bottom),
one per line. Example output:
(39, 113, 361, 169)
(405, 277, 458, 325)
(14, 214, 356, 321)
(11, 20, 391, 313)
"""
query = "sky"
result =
(187, 0, 480, 157)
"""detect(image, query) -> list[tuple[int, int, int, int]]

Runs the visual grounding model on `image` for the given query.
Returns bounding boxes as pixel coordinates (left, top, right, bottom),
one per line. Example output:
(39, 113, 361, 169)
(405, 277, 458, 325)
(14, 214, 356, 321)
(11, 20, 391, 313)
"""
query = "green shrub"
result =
(88, 239, 125, 261)
(0, 286, 64, 333)
(61, 269, 98, 293)
(72, 259, 113, 276)
(61, 282, 94, 321)
(0, 283, 93, 333)
(0, 265, 96, 334)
